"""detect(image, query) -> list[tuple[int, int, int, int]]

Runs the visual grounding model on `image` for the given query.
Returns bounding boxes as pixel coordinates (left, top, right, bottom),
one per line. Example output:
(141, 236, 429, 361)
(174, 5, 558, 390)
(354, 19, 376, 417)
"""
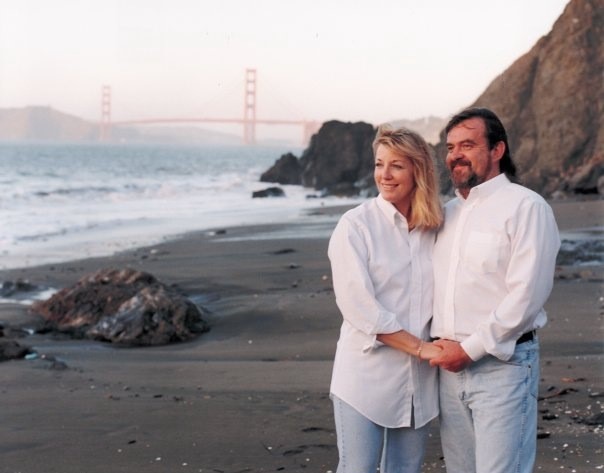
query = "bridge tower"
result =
(243, 68, 257, 145)
(100, 85, 112, 141)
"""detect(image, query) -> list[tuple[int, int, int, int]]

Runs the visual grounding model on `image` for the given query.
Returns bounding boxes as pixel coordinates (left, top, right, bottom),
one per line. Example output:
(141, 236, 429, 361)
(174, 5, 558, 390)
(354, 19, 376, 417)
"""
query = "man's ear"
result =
(492, 141, 505, 163)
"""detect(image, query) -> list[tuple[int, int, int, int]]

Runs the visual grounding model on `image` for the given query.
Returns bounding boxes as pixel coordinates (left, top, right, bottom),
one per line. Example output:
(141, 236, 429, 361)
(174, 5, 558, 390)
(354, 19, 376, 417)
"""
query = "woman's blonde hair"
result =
(373, 124, 443, 230)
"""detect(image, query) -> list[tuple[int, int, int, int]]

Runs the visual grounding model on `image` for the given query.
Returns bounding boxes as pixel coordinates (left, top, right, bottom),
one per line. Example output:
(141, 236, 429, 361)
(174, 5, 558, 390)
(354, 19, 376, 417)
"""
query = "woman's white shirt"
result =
(328, 195, 438, 428)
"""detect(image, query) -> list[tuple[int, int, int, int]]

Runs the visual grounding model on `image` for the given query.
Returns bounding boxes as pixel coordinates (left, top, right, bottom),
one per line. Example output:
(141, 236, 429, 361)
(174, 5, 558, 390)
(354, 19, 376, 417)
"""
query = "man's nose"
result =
(448, 147, 463, 161)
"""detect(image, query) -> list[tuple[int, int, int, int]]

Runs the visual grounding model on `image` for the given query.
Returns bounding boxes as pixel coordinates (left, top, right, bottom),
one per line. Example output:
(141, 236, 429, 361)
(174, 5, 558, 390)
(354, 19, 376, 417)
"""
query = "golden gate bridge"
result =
(98, 68, 321, 145)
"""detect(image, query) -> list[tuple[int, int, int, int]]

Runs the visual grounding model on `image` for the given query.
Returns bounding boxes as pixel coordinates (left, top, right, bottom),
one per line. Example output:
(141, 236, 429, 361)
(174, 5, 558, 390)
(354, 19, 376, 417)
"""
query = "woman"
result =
(328, 125, 443, 473)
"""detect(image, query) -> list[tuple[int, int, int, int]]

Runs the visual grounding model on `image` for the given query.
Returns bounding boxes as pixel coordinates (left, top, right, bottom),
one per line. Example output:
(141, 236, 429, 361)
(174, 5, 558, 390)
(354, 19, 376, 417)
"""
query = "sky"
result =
(0, 0, 570, 141)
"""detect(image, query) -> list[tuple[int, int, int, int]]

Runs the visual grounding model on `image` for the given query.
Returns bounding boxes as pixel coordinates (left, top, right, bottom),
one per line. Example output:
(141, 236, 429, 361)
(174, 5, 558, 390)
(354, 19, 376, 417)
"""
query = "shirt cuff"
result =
(362, 335, 385, 352)
(460, 334, 488, 361)
(370, 310, 404, 336)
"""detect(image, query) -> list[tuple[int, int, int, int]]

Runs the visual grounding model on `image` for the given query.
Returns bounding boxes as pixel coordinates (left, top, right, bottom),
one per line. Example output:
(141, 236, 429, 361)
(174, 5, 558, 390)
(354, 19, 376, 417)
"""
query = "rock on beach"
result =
(30, 268, 210, 346)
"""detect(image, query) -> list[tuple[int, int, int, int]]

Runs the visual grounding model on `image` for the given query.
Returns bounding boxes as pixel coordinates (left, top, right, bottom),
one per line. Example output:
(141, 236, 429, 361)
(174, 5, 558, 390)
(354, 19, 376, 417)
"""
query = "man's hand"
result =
(429, 339, 473, 372)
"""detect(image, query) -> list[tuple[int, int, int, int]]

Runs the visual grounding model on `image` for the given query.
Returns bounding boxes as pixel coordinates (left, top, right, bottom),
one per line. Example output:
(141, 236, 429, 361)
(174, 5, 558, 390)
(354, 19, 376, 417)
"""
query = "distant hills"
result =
(0, 106, 99, 142)
(0, 106, 244, 146)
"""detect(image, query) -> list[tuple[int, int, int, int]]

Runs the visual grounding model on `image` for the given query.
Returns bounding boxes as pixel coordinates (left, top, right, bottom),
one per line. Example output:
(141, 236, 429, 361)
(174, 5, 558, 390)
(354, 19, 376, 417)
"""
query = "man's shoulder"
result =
(502, 182, 550, 207)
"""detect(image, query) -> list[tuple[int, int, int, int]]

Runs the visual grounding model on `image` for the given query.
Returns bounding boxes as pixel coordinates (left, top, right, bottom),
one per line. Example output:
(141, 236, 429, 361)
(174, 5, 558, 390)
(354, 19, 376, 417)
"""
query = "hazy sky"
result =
(0, 0, 569, 139)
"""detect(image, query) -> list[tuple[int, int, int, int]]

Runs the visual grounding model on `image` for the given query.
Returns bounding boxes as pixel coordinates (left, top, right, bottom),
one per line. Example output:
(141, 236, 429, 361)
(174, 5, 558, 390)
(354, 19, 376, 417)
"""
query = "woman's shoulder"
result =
(340, 198, 378, 222)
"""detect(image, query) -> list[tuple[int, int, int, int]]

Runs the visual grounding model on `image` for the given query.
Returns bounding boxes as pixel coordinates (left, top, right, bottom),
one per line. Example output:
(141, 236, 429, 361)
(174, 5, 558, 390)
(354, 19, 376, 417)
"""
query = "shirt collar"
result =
(455, 173, 510, 202)
(376, 194, 408, 226)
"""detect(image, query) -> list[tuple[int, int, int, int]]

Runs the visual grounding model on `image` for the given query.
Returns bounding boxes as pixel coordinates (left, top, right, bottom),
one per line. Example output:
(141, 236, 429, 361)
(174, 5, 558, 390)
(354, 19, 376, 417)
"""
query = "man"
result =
(430, 108, 560, 473)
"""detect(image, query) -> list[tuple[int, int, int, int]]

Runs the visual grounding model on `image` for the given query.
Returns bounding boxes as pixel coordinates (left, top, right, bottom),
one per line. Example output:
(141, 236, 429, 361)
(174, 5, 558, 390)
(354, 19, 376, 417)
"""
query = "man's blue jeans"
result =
(332, 395, 428, 473)
(439, 338, 539, 473)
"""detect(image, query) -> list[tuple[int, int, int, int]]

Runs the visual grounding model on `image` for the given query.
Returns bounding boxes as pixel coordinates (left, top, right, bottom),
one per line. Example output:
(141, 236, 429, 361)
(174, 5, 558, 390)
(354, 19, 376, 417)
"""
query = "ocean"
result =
(1, 142, 601, 278)
(0, 142, 362, 271)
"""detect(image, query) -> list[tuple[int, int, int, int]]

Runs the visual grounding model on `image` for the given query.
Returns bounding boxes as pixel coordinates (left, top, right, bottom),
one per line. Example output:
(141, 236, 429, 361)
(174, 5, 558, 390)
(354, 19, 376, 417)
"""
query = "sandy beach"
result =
(0, 199, 602, 473)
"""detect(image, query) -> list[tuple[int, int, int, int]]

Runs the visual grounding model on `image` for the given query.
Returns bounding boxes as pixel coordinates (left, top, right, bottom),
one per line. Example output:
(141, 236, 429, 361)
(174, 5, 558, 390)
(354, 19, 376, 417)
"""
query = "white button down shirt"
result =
(328, 195, 438, 428)
(431, 174, 560, 361)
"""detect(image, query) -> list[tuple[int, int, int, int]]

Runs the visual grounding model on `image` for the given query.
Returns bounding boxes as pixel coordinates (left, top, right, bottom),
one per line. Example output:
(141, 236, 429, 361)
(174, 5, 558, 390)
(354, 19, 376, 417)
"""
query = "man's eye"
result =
(462, 143, 473, 150)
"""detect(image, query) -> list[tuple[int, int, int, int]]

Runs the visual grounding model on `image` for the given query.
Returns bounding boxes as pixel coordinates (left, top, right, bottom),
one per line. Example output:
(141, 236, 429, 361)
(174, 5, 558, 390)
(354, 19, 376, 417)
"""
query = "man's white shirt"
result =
(431, 174, 560, 361)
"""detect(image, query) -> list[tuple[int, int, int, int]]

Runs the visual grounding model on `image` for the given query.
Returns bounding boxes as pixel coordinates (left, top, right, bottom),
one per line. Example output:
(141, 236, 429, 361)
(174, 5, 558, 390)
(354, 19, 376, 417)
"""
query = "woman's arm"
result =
(377, 331, 442, 361)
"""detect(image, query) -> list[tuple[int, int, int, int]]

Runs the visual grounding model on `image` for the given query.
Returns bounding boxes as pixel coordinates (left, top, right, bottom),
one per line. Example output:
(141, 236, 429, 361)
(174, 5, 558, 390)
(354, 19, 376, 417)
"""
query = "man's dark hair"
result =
(445, 107, 517, 179)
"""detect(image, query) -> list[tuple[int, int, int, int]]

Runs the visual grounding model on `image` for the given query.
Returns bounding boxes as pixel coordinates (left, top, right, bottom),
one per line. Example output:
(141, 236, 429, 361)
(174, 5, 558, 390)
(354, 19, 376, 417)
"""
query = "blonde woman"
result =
(328, 125, 442, 473)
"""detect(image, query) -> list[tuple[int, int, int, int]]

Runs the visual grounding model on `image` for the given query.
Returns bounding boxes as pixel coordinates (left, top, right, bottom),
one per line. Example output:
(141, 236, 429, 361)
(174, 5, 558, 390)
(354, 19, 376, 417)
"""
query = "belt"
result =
(517, 330, 536, 344)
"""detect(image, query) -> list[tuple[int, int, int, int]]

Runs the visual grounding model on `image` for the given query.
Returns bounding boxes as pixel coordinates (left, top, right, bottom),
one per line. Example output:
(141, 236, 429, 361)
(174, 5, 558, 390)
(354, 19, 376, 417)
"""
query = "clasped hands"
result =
(421, 339, 472, 372)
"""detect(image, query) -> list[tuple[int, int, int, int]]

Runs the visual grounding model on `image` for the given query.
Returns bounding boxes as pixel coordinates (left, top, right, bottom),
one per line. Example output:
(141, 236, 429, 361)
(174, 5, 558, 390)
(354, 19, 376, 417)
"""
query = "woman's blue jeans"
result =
(332, 395, 428, 473)
(439, 338, 539, 473)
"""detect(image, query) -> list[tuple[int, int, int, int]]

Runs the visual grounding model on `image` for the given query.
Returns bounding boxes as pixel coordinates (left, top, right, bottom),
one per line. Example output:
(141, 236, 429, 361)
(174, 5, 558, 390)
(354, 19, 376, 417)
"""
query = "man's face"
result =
(445, 117, 503, 197)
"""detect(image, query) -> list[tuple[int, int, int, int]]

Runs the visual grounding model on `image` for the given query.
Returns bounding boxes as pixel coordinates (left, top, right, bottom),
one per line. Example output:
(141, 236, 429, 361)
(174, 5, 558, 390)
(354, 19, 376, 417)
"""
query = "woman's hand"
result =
(418, 341, 443, 361)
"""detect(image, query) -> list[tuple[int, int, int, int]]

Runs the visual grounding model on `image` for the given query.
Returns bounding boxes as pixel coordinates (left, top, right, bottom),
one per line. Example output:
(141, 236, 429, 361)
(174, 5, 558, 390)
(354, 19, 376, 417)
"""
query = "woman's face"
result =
(374, 144, 415, 216)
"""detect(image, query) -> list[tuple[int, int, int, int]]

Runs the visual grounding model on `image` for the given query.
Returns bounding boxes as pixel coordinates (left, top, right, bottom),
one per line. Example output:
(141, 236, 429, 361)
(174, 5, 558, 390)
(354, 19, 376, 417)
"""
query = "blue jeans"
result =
(332, 395, 428, 473)
(439, 338, 539, 473)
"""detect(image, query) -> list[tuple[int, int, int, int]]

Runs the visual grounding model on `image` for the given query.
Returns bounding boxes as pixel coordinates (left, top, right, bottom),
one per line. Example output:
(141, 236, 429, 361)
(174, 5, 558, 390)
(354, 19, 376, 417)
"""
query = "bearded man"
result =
(430, 107, 560, 473)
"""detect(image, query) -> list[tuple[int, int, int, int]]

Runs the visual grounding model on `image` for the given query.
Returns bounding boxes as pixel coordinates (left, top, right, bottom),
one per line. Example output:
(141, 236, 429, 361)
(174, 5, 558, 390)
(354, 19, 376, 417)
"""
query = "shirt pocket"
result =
(463, 231, 502, 273)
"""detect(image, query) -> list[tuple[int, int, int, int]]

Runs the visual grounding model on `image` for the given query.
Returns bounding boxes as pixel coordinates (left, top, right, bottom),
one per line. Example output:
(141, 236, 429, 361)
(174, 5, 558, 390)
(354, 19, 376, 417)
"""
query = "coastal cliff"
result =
(262, 0, 603, 198)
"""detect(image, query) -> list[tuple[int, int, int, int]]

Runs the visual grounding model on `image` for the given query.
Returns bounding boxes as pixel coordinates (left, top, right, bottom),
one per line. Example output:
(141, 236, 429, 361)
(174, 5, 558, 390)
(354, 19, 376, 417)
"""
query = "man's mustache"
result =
(450, 159, 472, 170)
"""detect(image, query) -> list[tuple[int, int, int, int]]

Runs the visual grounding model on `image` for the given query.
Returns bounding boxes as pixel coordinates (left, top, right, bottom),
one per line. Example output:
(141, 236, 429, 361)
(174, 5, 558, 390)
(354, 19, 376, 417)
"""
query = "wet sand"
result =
(0, 199, 602, 473)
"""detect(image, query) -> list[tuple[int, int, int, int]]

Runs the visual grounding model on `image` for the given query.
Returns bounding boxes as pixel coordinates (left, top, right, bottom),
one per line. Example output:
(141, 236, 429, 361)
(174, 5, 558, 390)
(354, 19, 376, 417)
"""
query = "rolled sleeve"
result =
(328, 216, 403, 337)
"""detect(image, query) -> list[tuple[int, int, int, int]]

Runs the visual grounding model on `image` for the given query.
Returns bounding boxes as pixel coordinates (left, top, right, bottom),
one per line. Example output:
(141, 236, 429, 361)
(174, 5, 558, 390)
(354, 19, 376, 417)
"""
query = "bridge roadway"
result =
(113, 117, 314, 126)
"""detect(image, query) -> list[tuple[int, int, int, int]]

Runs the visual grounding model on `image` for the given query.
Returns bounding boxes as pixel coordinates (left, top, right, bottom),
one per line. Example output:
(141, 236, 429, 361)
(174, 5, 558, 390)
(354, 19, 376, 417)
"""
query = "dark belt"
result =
(517, 330, 536, 344)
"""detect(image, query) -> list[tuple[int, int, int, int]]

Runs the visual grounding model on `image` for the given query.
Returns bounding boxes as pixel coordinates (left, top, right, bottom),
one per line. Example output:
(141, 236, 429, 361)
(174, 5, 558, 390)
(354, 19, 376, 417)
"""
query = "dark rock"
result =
(0, 339, 33, 361)
(30, 268, 210, 346)
(566, 159, 604, 194)
(0, 280, 39, 298)
(260, 120, 377, 197)
(557, 238, 604, 266)
(271, 248, 296, 255)
(260, 152, 302, 185)
(252, 186, 286, 198)
(300, 121, 376, 195)
(584, 412, 604, 425)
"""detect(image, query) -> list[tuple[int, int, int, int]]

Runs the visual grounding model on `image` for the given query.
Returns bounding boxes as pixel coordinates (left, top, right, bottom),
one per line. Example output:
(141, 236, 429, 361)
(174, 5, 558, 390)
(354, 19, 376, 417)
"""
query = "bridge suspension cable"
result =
(99, 69, 320, 145)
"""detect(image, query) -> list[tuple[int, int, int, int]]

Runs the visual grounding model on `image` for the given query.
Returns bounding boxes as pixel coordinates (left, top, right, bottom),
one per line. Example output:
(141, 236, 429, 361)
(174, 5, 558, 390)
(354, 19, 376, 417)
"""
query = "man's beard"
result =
(452, 169, 481, 190)
(449, 160, 489, 191)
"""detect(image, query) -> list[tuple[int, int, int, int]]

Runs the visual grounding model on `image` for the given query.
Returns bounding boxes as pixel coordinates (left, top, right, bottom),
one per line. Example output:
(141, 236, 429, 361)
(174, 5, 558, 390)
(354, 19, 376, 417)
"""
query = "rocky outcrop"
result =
(261, 120, 377, 196)
(260, 153, 302, 185)
(435, 0, 603, 196)
(31, 268, 210, 346)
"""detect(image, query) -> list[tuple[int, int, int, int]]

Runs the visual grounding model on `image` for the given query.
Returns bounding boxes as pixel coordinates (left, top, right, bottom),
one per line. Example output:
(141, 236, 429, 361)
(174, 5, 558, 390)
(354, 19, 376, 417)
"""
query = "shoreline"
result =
(0, 198, 602, 472)
(2, 195, 600, 274)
